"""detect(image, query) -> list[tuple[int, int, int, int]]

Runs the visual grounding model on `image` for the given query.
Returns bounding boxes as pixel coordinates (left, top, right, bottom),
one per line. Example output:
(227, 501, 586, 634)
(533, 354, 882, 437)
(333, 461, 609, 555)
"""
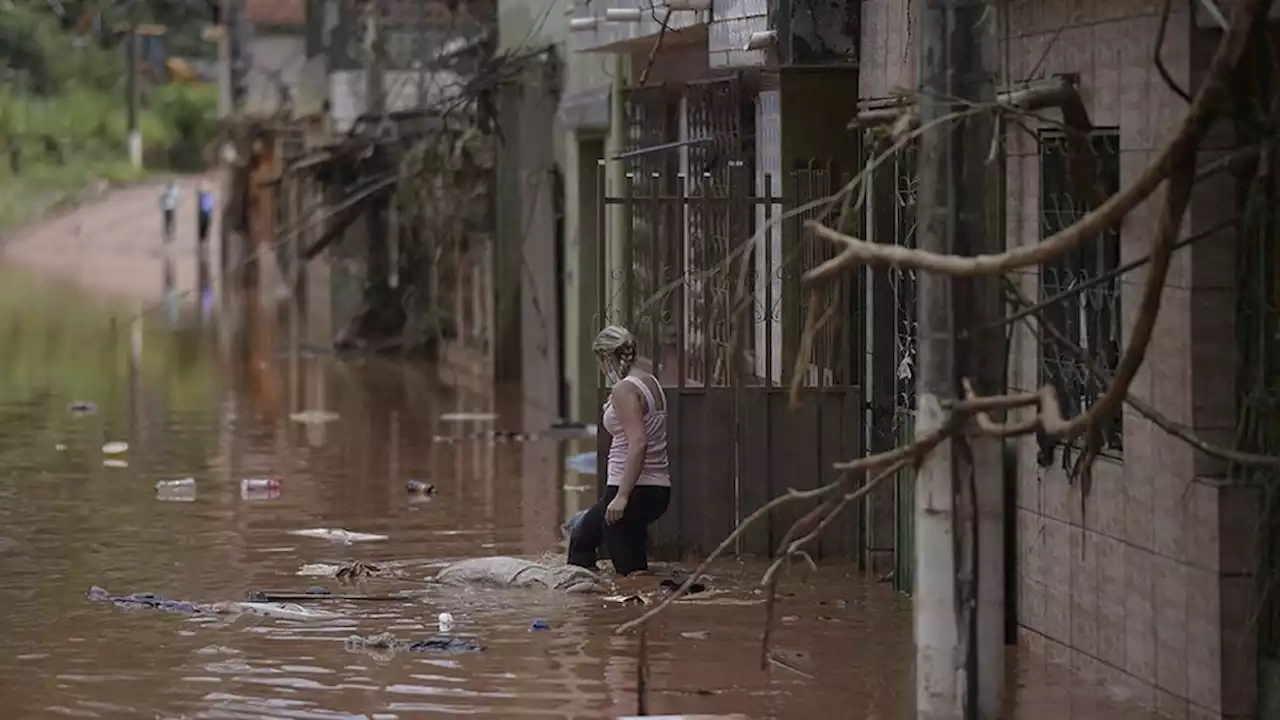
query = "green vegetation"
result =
(0, 3, 219, 234)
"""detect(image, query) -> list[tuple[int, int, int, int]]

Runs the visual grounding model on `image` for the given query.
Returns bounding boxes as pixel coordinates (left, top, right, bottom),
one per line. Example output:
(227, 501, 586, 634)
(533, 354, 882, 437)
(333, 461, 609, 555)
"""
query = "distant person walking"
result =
(196, 181, 215, 247)
(159, 180, 180, 243)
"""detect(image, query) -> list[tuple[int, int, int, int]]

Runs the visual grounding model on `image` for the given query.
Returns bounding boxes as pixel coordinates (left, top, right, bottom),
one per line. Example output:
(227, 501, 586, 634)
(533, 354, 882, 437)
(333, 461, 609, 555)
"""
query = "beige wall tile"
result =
(1097, 532, 1128, 668)
(1186, 565, 1223, 711)
(1071, 527, 1100, 656)
(1087, 458, 1126, 539)
(1186, 482, 1221, 574)
(1044, 516, 1074, 643)
(1125, 544, 1158, 684)
(1155, 555, 1190, 696)
(1124, 417, 1156, 550)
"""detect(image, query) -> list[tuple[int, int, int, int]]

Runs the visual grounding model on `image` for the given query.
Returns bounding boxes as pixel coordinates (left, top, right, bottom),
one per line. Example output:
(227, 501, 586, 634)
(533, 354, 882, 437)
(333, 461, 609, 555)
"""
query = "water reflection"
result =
(0, 257, 1163, 719)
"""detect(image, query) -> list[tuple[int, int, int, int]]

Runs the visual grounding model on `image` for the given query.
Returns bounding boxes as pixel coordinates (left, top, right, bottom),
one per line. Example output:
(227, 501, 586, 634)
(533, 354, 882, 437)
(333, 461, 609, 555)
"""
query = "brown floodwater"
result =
(0, 261, 1158, 719)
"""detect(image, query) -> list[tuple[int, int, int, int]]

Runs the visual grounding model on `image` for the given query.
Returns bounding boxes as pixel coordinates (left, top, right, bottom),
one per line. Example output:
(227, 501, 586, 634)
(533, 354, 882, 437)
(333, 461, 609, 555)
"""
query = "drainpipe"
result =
(606, 53, 627, 324)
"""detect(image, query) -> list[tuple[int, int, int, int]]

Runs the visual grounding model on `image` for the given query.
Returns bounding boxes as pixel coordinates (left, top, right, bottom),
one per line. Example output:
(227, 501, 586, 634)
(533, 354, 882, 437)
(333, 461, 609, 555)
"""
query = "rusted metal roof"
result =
(246, 0, 306, 27)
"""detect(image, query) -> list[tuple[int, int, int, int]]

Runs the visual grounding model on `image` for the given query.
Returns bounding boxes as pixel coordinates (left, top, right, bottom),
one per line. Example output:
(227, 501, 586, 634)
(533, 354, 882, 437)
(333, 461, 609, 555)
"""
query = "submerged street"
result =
(0, 183, 1153, 718)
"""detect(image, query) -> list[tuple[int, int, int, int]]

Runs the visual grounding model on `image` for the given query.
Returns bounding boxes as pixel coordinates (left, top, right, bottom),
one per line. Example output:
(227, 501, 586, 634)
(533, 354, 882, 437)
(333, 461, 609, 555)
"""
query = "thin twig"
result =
(756, 460, 909, 665)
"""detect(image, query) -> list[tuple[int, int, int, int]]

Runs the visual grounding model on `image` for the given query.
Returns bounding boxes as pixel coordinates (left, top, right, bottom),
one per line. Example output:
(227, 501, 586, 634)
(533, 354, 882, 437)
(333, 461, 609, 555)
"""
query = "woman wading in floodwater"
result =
(567, 325, 671, 576)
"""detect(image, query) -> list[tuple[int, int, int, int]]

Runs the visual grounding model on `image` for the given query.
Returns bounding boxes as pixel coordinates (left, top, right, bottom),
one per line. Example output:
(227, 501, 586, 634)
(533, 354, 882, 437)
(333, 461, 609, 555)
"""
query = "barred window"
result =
(1037, 129, 1122, 455)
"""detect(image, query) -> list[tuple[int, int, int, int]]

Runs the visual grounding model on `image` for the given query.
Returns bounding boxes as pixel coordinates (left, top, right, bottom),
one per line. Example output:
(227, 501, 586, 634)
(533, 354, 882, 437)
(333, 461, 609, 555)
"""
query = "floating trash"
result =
(68, 401, 98, 416)
(54, 443, 67, 452)
(288, 410, 339, 425)
(156, 478, 196, 502)
(287, 528, 389, 543)
(530, 619, 550, 631)
(439, 412, 498, 422)
(102, 441, 128, 455)
(566, 451, 597, 475)
(240, 478, 280, 493)
(294, 561, 407, 580)
(103, 459, 129, 469)
(438, 612, 455, 632)
(344, 632, 484, 654)
(407, 479, 435, 495)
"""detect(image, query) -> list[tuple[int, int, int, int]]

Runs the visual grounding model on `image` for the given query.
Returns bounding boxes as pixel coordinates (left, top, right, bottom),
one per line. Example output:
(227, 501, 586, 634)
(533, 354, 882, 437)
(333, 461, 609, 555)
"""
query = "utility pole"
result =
(125, 5, 141, 169)
(361, 0, 390, 299)
(363, 0, 385, 117)
(913, 0, 1000, 717)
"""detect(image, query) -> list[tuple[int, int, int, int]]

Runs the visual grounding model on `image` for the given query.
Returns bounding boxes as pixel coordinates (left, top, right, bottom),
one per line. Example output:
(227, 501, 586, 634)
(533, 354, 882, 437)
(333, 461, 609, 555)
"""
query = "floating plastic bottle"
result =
(438, 612, 455, 632)
(156, 478, 196, 502)
(241, 478, 281, 493)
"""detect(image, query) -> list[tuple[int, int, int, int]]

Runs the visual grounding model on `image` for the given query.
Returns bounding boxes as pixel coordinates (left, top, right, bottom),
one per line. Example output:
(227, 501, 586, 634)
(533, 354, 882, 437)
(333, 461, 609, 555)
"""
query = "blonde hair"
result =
(592, 324, 637, 376)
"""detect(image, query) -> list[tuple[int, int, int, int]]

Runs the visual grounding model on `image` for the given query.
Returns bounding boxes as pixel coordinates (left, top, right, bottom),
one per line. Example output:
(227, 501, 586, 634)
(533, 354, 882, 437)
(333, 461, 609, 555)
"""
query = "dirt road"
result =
(0, 175, 220, 303)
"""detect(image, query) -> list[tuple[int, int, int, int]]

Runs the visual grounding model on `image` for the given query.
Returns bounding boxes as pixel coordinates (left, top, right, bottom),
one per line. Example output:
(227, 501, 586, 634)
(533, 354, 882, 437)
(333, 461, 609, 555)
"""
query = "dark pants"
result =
(567, 484, 670, 576)
(197, 212, 210, 244)
(163, 210, 175, 241)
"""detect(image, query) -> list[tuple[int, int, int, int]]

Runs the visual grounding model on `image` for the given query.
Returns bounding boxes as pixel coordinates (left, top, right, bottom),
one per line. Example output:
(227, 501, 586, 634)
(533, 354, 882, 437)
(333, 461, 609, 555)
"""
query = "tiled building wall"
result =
(858, 0, 1261, 717)
(997, 2, 1259, 718)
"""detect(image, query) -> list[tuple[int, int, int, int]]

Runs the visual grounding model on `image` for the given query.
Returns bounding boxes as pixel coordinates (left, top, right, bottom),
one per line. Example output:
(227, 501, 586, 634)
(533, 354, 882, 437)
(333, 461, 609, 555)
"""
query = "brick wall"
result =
(858, 0, 1259, 717)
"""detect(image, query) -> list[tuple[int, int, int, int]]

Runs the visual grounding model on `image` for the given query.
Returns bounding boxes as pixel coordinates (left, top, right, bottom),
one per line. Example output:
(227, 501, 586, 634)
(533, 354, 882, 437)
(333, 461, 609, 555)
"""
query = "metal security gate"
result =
(864, 138, 919, 592)
(595, 82, 863, 560)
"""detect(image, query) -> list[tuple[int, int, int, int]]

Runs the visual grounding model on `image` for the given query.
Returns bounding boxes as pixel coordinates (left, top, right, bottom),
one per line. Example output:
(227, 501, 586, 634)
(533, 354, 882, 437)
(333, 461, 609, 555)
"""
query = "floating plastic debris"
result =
(240, 478, 280, 493)
(287, 528, 389, 543)
(101, 441, 128, 455)
(103, 459, 129, 469)
(566, 451, 597, 475)
(438, 412, 498, 422)
(288, 410, 339, 425)
(344, 632, 484, 654)
(407, 479, 435, 495)
(68, 401, 98, 416)
(438, 612, 454, 632)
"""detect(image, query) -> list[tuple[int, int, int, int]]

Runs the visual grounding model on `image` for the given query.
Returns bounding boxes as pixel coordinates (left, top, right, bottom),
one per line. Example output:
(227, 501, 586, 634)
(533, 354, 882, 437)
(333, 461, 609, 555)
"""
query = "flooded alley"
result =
(0, 180, 910, 718)
(0, 181, 1172, 719)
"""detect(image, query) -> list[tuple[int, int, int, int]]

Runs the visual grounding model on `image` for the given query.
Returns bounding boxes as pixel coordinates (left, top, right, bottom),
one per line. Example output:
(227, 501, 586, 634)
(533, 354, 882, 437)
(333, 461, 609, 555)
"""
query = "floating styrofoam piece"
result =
(103, 459, 129, 469)
(566, 451, 597, 475)
(228, 602, 342, 621)
(439, 412, 499, 422)
(288, 410, 339, 425)
(296, 563, 342, 577)
(287, 528, 389, 543)
(102, 441, 129, 455)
